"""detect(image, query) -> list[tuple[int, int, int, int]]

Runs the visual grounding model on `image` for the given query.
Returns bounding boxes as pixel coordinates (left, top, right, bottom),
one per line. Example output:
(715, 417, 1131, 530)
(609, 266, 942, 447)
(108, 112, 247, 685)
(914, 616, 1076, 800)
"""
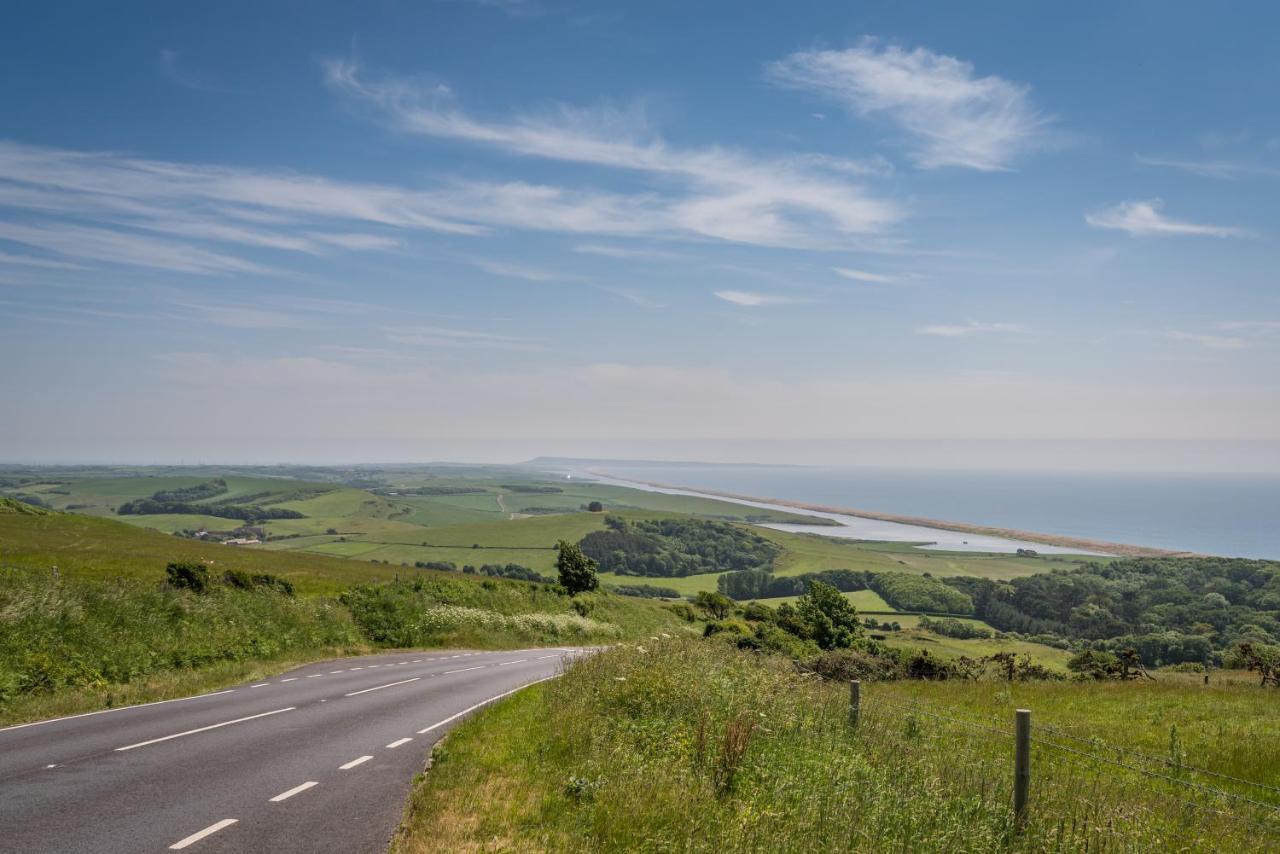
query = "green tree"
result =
(796, 581, 863, 650)
(693, 590, 734, 620)
(556, 539, 599, 595)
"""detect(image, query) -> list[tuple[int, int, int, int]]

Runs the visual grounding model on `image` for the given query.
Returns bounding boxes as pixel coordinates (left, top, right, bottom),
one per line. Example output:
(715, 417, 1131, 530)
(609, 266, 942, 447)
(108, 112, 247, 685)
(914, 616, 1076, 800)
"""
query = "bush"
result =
(803, 647, 902, 682)
(165, 562, 211, 594)
(609, 584, 681, 599)
(919, 615, 992, 639)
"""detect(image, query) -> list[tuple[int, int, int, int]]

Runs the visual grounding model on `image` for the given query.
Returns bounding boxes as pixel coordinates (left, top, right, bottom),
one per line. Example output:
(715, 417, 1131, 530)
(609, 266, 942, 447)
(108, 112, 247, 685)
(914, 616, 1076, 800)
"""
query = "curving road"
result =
(0, 648, 582, 853)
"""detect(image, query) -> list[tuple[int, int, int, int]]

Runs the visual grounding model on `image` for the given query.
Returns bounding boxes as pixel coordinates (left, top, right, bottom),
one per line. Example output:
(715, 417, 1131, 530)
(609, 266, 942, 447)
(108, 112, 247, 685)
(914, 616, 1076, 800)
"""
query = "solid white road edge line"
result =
(269, 781, 318, 802)
(385, 737, 412, 748)
(169, 818, 237, 850)
(339, 755, 373, 770)
(115, 707, 296, 752)
(417, 676, 556, 735)
(344, 677, 420, 697)
(0, 690, 237, 734)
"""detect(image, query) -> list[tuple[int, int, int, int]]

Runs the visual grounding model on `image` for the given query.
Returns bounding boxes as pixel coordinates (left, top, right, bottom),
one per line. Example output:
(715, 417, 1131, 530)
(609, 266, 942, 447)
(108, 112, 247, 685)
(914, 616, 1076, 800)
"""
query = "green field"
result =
(393, 639, 1280, 853)
(1, 466, 1104, 619)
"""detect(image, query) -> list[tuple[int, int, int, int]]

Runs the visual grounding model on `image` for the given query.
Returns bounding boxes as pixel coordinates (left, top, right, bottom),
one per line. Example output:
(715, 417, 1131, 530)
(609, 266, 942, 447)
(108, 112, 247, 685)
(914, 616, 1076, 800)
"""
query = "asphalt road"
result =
(0, 647, 582, 853)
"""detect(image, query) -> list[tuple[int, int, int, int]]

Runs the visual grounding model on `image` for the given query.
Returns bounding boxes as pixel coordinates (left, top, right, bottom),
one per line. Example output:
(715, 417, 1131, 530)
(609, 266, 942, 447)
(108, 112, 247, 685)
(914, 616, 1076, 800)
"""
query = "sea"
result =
(586, 464, 1280, 560)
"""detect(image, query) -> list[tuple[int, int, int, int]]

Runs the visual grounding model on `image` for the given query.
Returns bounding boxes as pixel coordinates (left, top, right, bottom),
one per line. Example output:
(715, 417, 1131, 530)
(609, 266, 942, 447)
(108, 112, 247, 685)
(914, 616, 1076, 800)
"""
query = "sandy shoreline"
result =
(593, 470, 1185, 558)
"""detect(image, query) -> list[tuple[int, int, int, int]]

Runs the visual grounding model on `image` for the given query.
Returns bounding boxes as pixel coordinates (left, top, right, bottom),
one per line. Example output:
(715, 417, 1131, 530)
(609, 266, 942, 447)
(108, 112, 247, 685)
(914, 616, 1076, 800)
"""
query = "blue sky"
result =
(2, 0, 1278, 465)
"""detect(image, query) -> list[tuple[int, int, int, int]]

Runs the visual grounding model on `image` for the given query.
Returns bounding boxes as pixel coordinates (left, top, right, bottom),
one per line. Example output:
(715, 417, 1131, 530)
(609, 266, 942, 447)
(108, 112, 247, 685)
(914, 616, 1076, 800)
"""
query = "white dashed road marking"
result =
(443, 666, 484, 675)
(170, 819, 237, 850)
(337, 757, 373, 773)
(339, 755, 372, 770)
(417, 677, 555, 735)
(0, 690, 237, 734)
(344, 677, 420, 697)
(269, 781, 318, 802)
(115, 708, 296, 752)
(385, 737, 412, 749)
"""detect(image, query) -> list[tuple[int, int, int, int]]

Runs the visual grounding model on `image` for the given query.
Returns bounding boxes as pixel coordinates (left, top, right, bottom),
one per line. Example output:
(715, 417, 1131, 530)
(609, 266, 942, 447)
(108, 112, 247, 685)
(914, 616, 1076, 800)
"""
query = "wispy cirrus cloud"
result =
(384, 324, 542, 350)
(323, 59, 902, 248)
(572, 243, 686, 261)
(1136, 154, 1280, 180)
(0, 220, 271, 275)
(915, 321, 1027, 337)
(470, 258, 575, 282)
(767, 39, 1050, 171)
(833, 266, 895, 283)
(1164, 330, 1248, 350)
(0, 250, 87, 270)
(713, 290, 802, 307)
(1085, 199, 1245, 238)
(158, 49, 225, 93)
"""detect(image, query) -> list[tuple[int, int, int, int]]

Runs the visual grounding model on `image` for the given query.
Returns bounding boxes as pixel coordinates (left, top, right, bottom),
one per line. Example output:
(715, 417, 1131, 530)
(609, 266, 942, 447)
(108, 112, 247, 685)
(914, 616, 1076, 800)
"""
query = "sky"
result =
(1, 1, 1278, 468)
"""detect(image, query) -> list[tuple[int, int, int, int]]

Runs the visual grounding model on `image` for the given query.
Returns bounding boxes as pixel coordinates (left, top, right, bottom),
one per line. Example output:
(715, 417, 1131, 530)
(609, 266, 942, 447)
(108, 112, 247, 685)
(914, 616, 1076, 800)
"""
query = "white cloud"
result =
(471, 259, 574, 282)
(1165, 330, 1248, 350)
(833, 266, 895, 283)
(767, 39, 1049, 171)
(1136, 154, 1280, 180)
(572, 243, 685, 261)
(383, 324, 542, 351)
(0, 221, 271, 276)
(1085, 199, 1244, 238)
(713, 290, 799, 307)
(0, 251, 86, 270)
(324, 60, 902, 247)
(167, 300, 308, 329)
(1218, 320, 1280, 332)
(915, 321, 1027, 337)
(158, 49, 224, 93)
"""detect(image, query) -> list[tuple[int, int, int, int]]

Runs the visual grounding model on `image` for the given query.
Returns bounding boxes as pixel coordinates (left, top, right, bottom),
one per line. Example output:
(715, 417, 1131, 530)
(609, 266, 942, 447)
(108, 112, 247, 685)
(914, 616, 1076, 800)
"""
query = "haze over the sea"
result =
(594, 461, 1280, 560)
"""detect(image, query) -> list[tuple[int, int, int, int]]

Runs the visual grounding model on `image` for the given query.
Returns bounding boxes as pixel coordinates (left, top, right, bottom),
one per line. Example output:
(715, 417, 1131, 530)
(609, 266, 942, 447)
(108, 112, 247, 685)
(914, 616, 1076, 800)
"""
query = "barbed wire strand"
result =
(869, 691, 1280, 800)
(1034, 720, 1280, 797)
(1033, 737, 1280, 816)
(1046, 744, 1280, 839)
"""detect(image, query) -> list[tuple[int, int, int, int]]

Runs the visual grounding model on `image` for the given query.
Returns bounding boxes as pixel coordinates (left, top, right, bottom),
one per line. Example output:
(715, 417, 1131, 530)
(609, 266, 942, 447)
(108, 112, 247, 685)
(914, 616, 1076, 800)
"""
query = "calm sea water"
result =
(596, 465, 1280, 559)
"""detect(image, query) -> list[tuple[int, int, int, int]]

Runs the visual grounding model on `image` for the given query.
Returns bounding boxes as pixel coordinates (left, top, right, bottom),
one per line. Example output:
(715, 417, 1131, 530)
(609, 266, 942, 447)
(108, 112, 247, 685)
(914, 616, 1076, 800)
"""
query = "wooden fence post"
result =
(848, 680, 861, 728)
(1014, 708, 1031, 826)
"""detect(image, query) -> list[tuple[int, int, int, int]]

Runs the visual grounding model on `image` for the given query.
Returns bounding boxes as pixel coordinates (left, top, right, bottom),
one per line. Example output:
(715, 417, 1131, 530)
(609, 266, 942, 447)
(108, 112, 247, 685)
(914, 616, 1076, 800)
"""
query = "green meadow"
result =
(393, 639, 1280, 853)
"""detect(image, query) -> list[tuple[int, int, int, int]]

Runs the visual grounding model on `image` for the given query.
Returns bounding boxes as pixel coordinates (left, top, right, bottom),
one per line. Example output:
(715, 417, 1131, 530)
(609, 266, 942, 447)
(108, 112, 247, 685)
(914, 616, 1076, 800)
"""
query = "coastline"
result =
(592, 470, 1186, 558)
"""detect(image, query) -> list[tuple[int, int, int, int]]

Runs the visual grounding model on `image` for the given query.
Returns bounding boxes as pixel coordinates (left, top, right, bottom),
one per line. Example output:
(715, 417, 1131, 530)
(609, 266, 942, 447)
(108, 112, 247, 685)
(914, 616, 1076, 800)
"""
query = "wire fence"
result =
(852, 683, 1280, 841)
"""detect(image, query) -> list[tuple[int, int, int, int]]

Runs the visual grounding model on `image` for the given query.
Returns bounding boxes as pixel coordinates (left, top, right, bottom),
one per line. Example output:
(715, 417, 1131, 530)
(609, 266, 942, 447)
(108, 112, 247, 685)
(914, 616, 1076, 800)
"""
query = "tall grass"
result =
(395, 638, 1280, 852)
(0, 567, 362, 703)
(0, 566, 690, 723)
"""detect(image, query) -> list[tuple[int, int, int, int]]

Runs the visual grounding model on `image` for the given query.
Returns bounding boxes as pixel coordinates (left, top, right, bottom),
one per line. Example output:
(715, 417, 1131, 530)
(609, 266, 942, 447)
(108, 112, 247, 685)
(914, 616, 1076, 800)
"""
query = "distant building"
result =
(223, 538, 261, 546)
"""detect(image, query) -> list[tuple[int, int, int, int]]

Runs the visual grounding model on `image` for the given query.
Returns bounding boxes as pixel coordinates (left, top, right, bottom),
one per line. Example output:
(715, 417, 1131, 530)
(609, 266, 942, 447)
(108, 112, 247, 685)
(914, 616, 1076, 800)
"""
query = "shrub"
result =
(165, 561, 211, 594)
(803, 647, 902, 682)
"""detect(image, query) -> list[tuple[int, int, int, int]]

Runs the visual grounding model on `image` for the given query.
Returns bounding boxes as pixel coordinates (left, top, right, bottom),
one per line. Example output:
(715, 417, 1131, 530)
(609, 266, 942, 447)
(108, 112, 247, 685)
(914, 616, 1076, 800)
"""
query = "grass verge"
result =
(394, 638, 1280, 852)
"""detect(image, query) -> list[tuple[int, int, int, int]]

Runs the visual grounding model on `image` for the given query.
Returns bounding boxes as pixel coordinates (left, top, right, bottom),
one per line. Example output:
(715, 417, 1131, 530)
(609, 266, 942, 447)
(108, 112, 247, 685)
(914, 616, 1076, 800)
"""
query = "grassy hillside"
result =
(394, 639, 1280, 852)
(0, 505, 694, 724)
(0, 504, 409, 595)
